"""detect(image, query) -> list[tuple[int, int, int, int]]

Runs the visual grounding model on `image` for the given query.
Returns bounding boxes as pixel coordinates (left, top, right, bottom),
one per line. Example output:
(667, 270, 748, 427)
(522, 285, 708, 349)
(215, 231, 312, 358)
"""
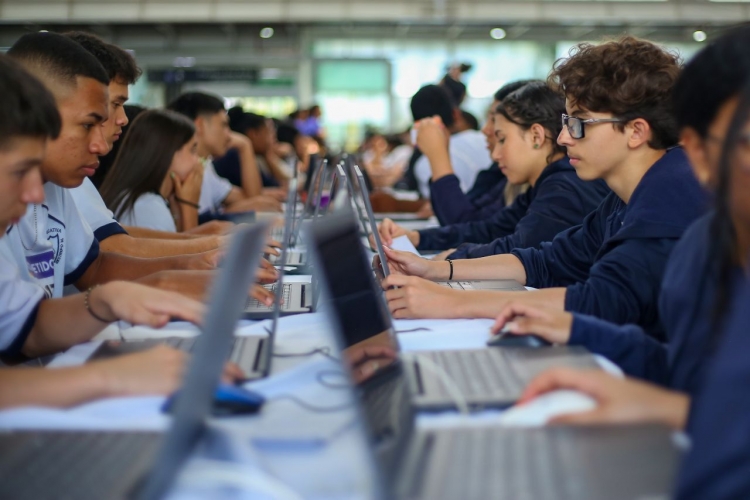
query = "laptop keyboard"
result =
(416, 350, 524, 399)
(163, 337, 258, 372)
(247, 283, 293, 311)
(437, 281, 475, 290)
(412, 427, 576, 500)
(0, 431, 160, 500)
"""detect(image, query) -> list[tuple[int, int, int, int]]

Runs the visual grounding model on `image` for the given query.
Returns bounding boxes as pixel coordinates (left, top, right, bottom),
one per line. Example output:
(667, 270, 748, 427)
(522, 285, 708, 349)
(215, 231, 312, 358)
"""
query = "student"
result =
(4, 32, 274, 305)
(423, 80, 537, 225)
(167, 92, 281, 220)
(381, 37, 708, 340)
(65, 32, 231, 260)
(99, 109, 202, 232)
(379, 82, 609, 260)
(0, 53, 222, 409)
(410, 85, 491, 198)
(489, 27, 750, 395)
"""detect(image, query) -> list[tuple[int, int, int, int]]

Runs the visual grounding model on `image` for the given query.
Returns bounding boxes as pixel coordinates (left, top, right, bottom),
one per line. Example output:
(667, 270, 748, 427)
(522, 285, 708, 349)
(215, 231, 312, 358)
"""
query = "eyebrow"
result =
(87, 112, 106, 123)
(113, 94, 128, 103)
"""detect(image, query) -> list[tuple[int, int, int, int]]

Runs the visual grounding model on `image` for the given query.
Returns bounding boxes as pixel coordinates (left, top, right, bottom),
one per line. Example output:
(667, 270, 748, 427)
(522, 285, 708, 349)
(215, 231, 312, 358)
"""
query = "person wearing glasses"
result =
(379, 37, 708, 343)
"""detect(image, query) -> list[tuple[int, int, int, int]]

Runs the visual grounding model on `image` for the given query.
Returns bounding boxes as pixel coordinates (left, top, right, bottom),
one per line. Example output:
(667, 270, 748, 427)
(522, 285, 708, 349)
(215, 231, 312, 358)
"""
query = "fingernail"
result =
(170, 172, 176, 179)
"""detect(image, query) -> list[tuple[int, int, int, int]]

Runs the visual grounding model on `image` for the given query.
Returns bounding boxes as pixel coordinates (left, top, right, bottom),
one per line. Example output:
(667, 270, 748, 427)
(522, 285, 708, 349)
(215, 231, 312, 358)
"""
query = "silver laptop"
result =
(309, 208, 599, 411)
(349, 165, 525, 292)
(0, 223, 269, 500)
(249, 179, 312, 318)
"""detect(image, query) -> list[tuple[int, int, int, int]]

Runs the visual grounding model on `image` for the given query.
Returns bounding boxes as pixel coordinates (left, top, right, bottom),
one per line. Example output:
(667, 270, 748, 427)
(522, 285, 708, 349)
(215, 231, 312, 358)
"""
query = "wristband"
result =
(175, 197, 200, 209)
(446, 259, 454, 281)
(85, 285, 112, 323)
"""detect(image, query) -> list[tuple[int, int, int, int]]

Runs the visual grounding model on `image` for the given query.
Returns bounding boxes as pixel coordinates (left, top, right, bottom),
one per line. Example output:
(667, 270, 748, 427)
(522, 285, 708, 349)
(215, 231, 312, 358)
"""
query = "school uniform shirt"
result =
(566, 213, 740, 395)
(417, 157, 610, 257)
(511, 148, 708, 338)
(116, 193, 177, 233)
(414, 130, 491, 199)
(69, 177, 128, 242)
(0, 243, 44, 357)
(674, 279, 750, 499)
(198, 159, 233, 215)
(2, 183, 99, 299)
(429, 163, 509, 225)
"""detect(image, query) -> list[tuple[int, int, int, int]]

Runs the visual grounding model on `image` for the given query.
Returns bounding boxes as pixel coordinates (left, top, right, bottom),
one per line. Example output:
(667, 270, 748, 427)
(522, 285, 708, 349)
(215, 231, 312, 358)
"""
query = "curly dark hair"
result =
(548, 36, 681, 149)
(496, 81, 567, 164)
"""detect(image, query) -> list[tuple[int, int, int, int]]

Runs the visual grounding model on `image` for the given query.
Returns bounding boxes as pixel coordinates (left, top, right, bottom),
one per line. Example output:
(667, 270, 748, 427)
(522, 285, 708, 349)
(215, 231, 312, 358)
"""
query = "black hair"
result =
(277, 122, 301, 145)
(92, 104, 146, 189)
(99, 109, 195, 219)
(0, 54, 61, 150)
(709, 80, 750, 327)
(461, 110, 479, 131)
(167, 92, 225, 120)
(673, 25, 750, 138)
(64, 31, 141, 85)
(227, 106, 266, 133)
(495, 81, 567, 164)
(7, 32, 109, 89)
(440, 75, 467, 105)
(493, 79, 541, 103)
(410, 84, 455, 128)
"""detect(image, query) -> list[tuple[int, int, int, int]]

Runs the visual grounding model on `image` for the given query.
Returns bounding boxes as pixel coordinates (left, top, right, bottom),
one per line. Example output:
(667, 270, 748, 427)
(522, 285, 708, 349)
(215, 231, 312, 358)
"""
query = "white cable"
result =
(404, 353, 470, 415)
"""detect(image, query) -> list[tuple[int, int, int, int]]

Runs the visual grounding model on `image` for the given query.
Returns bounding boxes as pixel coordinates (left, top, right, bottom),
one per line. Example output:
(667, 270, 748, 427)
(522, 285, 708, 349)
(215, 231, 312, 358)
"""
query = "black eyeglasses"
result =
(561, 114, 627, 140)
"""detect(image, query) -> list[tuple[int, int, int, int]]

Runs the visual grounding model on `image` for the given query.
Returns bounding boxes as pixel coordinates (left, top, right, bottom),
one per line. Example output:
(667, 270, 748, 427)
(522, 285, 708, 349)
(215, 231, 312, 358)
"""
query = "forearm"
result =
(22, 294, 107, 357)
(125, 226, 201, 240)
(136, 270, 213, 301)
(450, 254, 528, 283)
(177, 203, 199, 232)
(76, 252, 194, 290)
(238, 146, 263, 197)
(100, 234, 219, 259)
(0, 366, 110, 409)
(426, 152, 454, 181)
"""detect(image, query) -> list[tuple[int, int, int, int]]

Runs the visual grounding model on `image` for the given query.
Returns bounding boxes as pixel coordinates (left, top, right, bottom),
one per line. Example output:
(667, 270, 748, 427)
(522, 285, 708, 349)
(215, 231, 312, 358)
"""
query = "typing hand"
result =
(519, 368, 690, 430)
(381, 275, 464, 319)
(251, 284, 275, 307)
(94, 281, 206, 327)
(91, 345, 188, 397)
(490, 302, 573, 344)
(378, 218, 418, 246)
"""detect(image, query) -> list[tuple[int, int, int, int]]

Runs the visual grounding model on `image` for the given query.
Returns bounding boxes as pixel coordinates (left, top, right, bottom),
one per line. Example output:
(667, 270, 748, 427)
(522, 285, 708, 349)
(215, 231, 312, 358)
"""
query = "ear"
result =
(680, 127, 712, 187)
(626, 118, 652, 149)
(194, 116, 205, 136)
(528, 123, 547, 149)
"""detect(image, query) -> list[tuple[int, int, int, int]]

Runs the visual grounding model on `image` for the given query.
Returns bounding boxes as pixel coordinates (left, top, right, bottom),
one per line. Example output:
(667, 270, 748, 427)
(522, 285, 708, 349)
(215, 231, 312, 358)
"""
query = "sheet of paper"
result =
(390, 235, 422, 257)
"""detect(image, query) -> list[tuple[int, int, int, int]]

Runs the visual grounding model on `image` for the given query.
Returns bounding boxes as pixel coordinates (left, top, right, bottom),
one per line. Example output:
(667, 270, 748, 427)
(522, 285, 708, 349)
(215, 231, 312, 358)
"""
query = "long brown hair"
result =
(100, 109, 195, 219)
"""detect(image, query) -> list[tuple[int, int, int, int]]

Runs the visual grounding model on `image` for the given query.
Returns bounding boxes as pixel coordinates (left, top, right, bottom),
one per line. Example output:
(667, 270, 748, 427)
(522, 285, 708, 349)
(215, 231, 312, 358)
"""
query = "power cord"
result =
(394, 327, 432, 334)
(272, 346, 339, 362)
(316, 369, 349, 389)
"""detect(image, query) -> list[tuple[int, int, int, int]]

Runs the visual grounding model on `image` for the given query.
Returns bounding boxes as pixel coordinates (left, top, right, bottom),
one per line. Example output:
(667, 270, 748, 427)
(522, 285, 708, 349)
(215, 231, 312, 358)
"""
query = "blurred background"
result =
(0, 0, 746, 151)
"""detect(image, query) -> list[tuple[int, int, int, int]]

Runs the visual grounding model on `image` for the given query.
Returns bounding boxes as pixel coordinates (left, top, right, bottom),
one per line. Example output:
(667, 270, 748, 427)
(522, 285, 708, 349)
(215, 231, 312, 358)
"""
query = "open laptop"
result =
(350, 165, 526, 292)
(246, 180, 313, 319)
(309, 208, 599, 411)
(0, 223, 269, 500)
(88, 223, 274, 379)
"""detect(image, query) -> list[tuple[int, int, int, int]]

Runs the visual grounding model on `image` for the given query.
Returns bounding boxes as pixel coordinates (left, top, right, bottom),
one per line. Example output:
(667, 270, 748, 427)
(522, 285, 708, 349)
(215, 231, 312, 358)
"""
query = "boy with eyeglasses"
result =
(380, 37, 708, 342)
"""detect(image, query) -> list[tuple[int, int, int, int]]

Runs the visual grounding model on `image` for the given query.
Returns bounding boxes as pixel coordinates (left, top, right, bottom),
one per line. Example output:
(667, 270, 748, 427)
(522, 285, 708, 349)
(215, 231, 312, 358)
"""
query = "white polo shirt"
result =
(117, 193, 177, 233)
(69, 177, 128, 242)
(414, 129, 491, 199)
(0, 242, 45, 356)
(2, 183, 99, 299)
(199, 159, 233, 215)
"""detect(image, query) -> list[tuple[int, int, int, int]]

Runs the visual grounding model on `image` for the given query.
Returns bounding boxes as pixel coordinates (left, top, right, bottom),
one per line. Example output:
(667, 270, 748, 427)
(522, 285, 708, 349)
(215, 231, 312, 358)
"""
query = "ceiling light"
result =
(490, 28, 506, 40)
(693, 30, 707, 42)
(260, 27, 274, 39)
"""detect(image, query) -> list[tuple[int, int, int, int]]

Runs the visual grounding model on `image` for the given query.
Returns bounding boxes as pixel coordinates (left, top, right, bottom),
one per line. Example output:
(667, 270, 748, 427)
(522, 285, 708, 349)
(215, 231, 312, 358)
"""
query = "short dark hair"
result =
(0, 54, 61, 151)
(493, 79, 541, 102)
(461, 110, 479, 131)
(167, 92, 225, 120)
(276, 122, 300, 145)
(496, 81, 567, 163)
(549, 36, 681, 149)
(441, 75, 467, 105)
(411, 84, 455, 127)
(673, 25, 750, 138)
(227, 106, 266, 133)
(64, 31, 141, 85)
(100, 109, 195, 219)
(7, 31, 109, 92)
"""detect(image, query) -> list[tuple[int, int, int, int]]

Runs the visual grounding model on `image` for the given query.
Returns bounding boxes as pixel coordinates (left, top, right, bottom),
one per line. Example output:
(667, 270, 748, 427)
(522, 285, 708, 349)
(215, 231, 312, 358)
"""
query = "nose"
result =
(117, 107, 129, 127)
(557, 126, 574, 147)
(21, 168, 45, 204)
(491, 141, 503, 164)
(481, 119, 493, 140)
(90, 125, 109, 156)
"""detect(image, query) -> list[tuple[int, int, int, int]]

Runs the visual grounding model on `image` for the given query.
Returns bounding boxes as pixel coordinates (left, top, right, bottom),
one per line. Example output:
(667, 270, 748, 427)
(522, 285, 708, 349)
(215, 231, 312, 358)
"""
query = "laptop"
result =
(0, 223, 269, 500)
(335, 352, 681, 500)
(88, 224, 274, 378)
(246, 179, 313, 319)
(309, 208, 599, 411)
(350, 165, 526, 292)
